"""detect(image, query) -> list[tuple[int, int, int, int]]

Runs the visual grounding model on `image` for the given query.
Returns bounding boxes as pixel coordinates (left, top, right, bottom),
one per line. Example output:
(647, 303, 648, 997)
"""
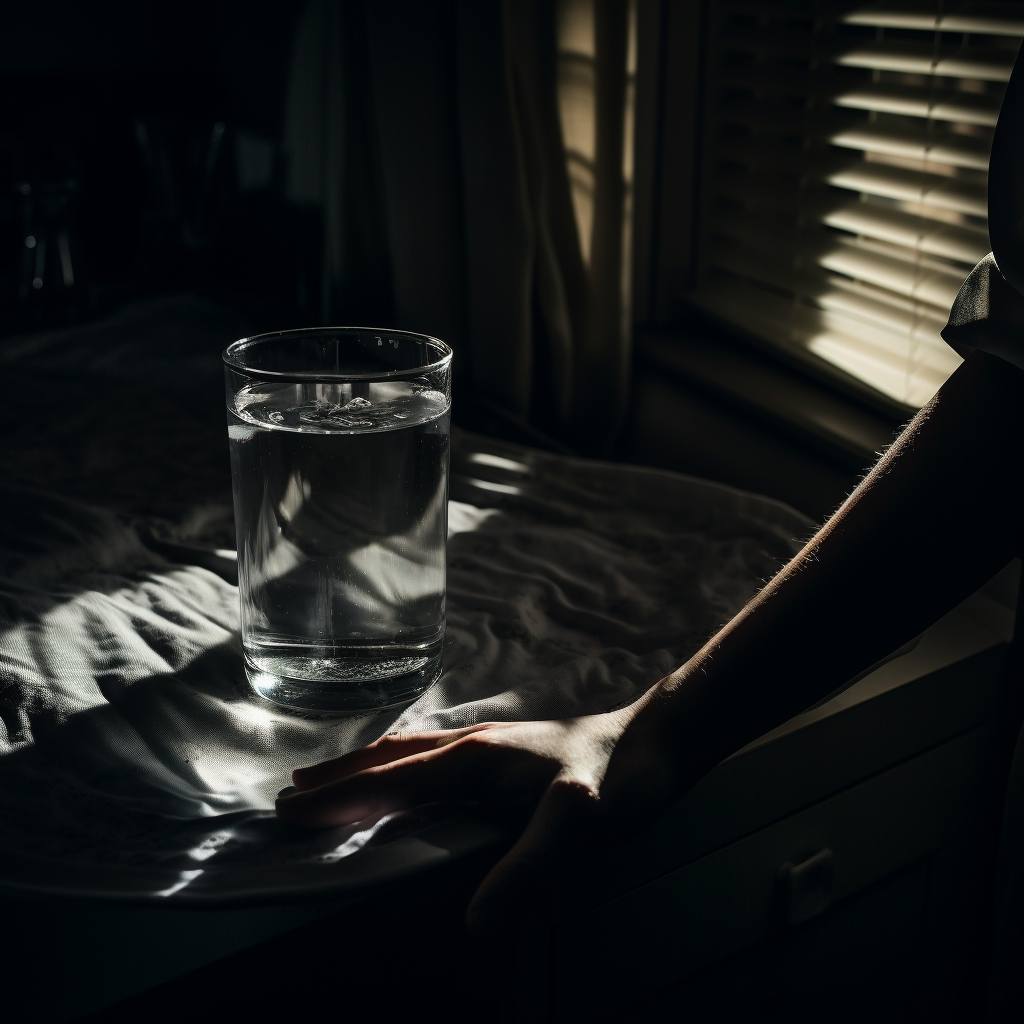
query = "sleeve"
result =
(941, 253, 1024, 372)
(943, 44, 1024, 373)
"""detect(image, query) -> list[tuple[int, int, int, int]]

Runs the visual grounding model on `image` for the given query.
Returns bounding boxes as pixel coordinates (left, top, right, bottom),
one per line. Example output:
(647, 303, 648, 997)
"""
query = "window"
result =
(673, 2, 1023, 409)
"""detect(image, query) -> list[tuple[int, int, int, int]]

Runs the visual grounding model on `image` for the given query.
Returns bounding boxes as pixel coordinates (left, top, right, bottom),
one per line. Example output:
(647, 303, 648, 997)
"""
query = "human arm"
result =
(277, 350, 1023, 929)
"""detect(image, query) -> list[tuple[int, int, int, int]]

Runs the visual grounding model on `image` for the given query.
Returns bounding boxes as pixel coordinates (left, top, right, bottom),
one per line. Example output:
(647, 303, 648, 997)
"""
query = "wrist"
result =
(613, 673, 720, 800)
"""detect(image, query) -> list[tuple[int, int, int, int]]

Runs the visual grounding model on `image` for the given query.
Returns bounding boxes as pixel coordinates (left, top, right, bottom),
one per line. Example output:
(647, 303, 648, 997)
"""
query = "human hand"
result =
(275, 691, 679, 933)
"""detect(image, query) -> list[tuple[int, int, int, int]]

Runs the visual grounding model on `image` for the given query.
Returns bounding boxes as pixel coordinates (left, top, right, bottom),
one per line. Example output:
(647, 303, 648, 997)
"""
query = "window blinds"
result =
(687, 1, 1024, 408)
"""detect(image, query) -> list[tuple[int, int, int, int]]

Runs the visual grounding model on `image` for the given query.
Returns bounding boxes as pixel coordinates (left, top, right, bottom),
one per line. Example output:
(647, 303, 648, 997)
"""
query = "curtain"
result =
(282, 0, 635, 452)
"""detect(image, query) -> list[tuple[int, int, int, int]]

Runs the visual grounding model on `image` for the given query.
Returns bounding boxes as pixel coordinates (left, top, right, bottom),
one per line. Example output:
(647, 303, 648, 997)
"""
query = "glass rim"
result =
(222, 326, 453, 382)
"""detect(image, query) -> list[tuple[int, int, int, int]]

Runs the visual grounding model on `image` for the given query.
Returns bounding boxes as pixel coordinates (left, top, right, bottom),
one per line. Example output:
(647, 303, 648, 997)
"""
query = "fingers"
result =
(278, 748, 472, 827)
(465, 776, 599, 937)
(292, 730, 469, 790)
(278, 730, 558, 828)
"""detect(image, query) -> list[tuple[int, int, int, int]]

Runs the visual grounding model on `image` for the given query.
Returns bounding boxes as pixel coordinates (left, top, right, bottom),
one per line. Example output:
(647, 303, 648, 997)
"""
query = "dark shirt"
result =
(943, 253, 1024, 372)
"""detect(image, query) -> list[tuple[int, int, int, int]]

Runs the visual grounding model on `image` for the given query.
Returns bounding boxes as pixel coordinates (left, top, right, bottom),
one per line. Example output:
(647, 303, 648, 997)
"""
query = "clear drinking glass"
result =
(223, 328, 452, 713)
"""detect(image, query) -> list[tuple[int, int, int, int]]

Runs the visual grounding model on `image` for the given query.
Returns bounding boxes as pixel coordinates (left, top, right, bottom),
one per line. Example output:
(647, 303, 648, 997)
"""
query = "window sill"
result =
(634, 325, 903, 472)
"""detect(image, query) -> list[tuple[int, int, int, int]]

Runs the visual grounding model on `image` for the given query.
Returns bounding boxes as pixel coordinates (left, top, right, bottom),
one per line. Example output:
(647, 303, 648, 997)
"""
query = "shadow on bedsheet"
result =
(0, 635, 439, 902)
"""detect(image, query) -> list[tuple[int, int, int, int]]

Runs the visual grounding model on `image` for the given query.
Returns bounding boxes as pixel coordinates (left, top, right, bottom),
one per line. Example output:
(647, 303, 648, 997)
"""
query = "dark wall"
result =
(0, 1, 307, 335)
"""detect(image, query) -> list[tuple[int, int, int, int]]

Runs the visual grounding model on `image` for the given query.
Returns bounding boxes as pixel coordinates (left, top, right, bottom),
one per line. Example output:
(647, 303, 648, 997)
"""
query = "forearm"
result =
(644, 351, 1023, 792)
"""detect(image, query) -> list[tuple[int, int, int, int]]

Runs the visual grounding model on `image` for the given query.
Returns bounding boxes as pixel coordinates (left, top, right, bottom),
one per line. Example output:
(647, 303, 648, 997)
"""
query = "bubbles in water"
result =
(233, 381, 448, 434)
(298, 405, 327, 425)
(296, 398, 377, 428)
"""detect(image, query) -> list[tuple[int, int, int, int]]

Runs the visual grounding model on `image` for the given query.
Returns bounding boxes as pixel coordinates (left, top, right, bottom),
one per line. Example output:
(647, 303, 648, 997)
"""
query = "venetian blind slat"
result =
(842, 9, 1024, 35)
(834, 42, 1016, 80)
(831, 85, 1002, 124)
(821, 204, 990, 263)
(825, 163, 988, 217)
(711, 201, 990, 264)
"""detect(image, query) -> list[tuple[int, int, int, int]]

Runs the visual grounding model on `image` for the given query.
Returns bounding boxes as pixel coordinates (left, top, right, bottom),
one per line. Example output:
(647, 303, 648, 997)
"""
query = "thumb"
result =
(466, 776, 600, 938)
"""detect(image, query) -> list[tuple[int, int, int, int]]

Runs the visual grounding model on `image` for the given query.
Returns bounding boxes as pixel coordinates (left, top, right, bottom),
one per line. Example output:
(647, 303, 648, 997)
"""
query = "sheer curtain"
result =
(282, 0, 635, 451)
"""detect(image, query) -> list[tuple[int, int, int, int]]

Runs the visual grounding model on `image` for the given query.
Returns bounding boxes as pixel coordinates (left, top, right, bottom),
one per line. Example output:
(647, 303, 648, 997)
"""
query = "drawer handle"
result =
(778, 847, 835, 925)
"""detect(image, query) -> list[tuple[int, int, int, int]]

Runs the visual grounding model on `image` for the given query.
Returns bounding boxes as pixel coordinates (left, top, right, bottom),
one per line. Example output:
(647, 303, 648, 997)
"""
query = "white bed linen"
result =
(0, 297, 814, 903)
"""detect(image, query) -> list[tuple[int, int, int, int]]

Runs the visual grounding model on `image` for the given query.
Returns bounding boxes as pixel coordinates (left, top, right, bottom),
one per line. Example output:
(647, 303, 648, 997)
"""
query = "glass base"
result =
(247, 647, 444, 712)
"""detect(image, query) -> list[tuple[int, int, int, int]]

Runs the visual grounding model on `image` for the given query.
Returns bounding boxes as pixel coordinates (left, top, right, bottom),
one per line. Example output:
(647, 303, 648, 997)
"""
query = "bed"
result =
(2, 298, 1012, 1021)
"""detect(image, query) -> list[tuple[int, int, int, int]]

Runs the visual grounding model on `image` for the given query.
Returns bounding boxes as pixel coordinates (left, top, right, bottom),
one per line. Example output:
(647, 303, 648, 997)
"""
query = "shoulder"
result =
(942, 254, 1024, 371)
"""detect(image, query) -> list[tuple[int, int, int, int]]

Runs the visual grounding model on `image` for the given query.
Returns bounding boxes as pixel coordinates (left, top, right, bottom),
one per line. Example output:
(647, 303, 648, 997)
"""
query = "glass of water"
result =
(223, 328, 452, 713)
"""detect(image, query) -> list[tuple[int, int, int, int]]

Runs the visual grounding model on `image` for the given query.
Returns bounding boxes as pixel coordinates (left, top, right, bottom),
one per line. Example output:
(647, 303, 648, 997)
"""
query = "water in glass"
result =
(228, 379, 449, 711)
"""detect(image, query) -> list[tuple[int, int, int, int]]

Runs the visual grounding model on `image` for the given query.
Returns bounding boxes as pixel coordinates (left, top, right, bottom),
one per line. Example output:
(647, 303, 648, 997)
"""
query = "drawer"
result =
(550, 724, 995, 1022)
(612, 858, 931, 1023)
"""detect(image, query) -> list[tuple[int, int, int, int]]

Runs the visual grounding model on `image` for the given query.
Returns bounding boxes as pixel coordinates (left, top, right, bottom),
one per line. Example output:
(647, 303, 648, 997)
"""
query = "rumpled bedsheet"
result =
(0, 296, 813, 902)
